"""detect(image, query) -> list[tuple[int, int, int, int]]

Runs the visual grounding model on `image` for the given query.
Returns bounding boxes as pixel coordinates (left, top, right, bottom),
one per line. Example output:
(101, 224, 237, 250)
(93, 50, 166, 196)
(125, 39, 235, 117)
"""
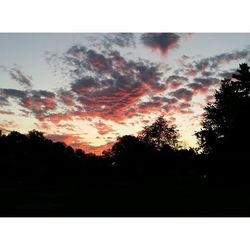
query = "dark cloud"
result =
(86, 49, 113, 73)
(71, 77, 100, 94)
(9, 67, 33, 88)
(138, 100, 162, 111)
(0, 89, 27, 106)
(183, 48, 250, 78)
(218, 71, 233, 79)
(0, 65, 33, 89)
(0, 88, 57, 119)
(178, 55, 190, 64)
(201, 71, 214, 77)
(57, 89, 76, 107)
(141, 33, 180, 56)
(22, 90, 57, 117)
(151, 96, 178, 104)
(209, 50, 250, 69)
(166, 75, 188, 90)
(137, 96, 181, 115)
(193, 77, 220, 86)
(59, 45, 113, 78)
(188, 77, 220, 95)
(171, 88, 193, 102)
(195, 59, 210, 72)
(218, 69, 238, 79)
(179, 102, 191, 109)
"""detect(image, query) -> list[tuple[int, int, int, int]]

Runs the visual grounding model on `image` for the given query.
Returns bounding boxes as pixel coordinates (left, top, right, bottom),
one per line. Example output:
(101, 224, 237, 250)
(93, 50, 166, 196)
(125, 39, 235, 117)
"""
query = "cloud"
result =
(182, 48, 250, 78)
(137, 96, 178, 113)
(0, 127, 10, 133)
(218, 68, 238, 79)
(103, 33, 135, 48)
(58, 45, 113, 78)
(195, 59, 210, 72)
(133, 94, 193, 117)
(201, 71, 214, 77)
(47, 133, 113, 155)
(46, 45, 167, 123)
(209, 49, 250, 69)
(23, 90, 57, 115)
(9, 67, 33, 88)
(171, 88, 193, 102)
(138, 100, 162, 113)
(42, 46, 249, 129)
(46, 133, 84, 148)
(178, 55, 190, 64)
(188, 77, 220, 95)
(0, 65, 7, 71)
(57, 89, 76, 107)
(179, 102, 191, 109)
(161, 97, 193, 115)
(0, 120, 18, 133)
(37, 111, 80, 123)
(0, 88, 57, 118)
(0, 110, 14, 115)
(89, 142, 114, 155)
(0, 89, 27, 106)
(71, 76, 100, 93)
(85, 49, 113, 73)
(92, 121, 114, 135)
(166, 75, 188, 90)
(0, 65, 33, 88)
(141, 33, 180, 56)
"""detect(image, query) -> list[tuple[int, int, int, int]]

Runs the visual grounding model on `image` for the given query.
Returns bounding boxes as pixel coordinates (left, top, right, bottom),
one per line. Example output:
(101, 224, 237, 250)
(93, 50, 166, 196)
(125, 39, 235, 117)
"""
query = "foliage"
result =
(138, 116, 179, 150)
(196, 63, 250, 155)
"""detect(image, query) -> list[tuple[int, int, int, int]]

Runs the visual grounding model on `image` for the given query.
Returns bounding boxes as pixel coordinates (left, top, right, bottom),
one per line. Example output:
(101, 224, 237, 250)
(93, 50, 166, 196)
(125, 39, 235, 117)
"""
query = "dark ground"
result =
(1, 164, 250, 217)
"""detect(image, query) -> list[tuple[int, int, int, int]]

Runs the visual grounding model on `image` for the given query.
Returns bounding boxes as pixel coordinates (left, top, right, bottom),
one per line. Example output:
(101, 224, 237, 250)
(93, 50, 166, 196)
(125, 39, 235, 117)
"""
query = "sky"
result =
(1, 33, 250, 154)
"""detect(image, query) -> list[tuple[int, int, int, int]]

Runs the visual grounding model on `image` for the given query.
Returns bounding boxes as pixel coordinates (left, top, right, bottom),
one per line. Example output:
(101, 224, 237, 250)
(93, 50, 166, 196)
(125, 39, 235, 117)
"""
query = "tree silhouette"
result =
(196, 63, 250, 156)
(138, 116, 179, 150)
(106, 135, 153, 162)
(28, 130, 46, 143)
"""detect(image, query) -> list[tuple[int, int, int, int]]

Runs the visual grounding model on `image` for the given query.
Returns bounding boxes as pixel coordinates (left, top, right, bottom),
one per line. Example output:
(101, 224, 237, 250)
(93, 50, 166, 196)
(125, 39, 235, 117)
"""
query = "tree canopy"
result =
(138, 116, 179, 150)
(196, 63, 250, 156)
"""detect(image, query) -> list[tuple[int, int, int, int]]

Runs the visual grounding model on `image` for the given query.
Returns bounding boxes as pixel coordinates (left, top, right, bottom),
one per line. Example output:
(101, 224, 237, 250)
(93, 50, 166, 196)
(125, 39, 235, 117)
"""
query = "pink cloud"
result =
(93, 121, 114, 135)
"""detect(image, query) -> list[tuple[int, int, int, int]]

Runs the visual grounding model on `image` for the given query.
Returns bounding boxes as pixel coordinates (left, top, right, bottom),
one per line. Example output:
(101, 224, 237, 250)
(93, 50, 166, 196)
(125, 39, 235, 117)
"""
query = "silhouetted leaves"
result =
(138, 116, 180, 150)
(195, 63, 250, 184)
(196, 63, 250, 156)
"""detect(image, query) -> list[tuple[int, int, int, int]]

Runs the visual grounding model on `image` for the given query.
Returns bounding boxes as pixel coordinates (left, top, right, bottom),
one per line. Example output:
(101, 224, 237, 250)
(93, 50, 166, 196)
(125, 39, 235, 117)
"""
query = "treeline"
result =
(0, 129, 104, 183)
(0, 119, 201, 184)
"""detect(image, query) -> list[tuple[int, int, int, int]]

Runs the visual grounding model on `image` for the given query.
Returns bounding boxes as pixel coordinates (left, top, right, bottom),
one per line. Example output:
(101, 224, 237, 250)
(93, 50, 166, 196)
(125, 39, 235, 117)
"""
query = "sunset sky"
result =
(1, 33, 250, 154)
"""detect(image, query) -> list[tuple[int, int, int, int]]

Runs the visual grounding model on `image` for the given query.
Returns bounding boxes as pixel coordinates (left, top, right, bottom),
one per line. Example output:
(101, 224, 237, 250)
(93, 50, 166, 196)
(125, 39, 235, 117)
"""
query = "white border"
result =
(0, 218, 250, 250)
(0, 0, 250, 32)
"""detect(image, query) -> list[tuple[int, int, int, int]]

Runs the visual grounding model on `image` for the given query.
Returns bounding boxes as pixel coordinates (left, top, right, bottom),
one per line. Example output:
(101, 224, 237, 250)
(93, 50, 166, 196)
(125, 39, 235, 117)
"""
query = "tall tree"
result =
(138, 116, 179, 150)
(196, 63, 250, 156)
